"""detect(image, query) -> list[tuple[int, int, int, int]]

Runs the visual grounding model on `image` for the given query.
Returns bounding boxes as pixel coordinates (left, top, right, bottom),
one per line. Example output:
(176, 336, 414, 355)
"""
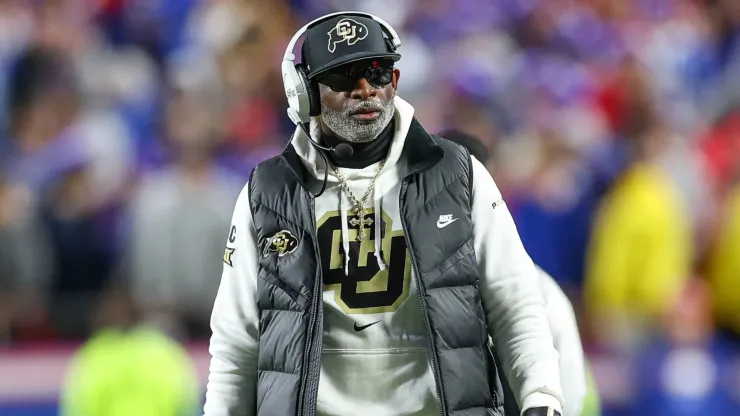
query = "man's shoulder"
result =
(253, 152, 285, 169)
(248, 150, 306, 199)
(250, 153, 290, 182)
(424, 133, 472, 176)
(429, 133, 471, 161)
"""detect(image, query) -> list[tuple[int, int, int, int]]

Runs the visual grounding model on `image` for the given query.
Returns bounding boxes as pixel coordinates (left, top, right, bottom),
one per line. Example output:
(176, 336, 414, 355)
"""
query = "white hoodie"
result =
(204, 97, 564, 416)
(536, 267, 587, 416)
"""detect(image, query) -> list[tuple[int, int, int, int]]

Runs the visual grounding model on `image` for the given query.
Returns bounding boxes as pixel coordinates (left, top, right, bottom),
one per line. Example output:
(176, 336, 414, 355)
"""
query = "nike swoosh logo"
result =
(436, 218, 458, 228)
(353, 321, 381, 332)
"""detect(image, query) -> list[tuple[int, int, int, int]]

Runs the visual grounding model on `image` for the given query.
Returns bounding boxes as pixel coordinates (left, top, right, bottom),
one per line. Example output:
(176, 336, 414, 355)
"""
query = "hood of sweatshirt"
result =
(288, 96, 416, 275)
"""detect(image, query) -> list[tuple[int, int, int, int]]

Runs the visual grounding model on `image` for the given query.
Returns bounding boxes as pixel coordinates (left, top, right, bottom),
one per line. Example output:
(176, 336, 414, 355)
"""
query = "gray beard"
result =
(320, 96, 395, 143)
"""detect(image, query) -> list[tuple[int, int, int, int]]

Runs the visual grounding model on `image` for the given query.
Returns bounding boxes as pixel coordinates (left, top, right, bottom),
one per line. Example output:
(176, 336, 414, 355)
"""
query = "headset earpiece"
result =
(297, 64, 321, 117)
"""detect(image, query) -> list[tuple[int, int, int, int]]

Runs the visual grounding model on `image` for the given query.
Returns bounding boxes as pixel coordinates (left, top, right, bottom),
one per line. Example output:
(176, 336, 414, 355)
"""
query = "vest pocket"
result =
(258, 268, 310, 311)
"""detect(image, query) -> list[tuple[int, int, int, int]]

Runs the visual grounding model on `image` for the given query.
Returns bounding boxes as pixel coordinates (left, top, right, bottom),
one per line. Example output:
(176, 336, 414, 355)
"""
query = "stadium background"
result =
(1, 0, 739, 414)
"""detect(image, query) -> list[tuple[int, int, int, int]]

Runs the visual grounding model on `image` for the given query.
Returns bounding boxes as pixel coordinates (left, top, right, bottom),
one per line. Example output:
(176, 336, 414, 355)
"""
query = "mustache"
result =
(344, 100, 385, 116)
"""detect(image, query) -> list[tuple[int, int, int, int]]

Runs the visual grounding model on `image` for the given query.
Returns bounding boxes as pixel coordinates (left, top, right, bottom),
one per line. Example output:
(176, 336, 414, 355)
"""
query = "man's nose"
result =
(350, 77, 377, 100)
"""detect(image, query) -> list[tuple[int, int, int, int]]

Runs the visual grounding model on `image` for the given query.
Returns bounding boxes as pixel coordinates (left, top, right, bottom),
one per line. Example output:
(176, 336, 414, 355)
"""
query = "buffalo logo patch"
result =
(261, 230, 299, 258)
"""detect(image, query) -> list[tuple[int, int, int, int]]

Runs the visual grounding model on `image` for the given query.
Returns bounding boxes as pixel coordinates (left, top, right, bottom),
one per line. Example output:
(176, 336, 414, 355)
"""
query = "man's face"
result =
(316, 59, 400, 143)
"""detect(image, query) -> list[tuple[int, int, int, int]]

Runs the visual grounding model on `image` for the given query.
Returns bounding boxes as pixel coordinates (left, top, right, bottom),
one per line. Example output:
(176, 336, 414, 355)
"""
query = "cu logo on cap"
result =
(327, 18, 368, 53)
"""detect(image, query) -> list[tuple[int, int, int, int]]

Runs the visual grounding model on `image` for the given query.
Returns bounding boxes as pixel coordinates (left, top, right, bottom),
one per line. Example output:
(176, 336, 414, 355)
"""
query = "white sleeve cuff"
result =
(520, 392, 563, 415)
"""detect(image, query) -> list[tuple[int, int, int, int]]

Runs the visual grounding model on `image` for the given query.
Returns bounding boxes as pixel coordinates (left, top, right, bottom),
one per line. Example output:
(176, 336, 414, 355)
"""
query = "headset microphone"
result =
(333, 143, 354, 158)
(296, 121, 354, 159)
(295, 121, 355, 198)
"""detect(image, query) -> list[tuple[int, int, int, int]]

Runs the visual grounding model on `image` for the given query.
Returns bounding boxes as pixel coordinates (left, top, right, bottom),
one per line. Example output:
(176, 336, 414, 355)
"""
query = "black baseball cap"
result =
(301, 15, 401, 79)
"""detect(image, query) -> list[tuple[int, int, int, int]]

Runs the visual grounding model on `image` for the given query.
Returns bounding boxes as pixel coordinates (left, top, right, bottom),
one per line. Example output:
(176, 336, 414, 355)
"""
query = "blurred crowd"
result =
(0, 0, 739, 413)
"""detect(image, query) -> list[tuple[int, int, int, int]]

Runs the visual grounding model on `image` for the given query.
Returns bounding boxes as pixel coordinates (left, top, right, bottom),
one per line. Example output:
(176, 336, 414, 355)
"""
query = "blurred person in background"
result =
(60, 281, 200, 416)
(40, 152, 117, 340)
(0, 46, 94, 341)
(584, 62, 693, 350)
(0, 166, 53, 342)
(695, 0, 740, 118)
(206, 0, 297, 173)
(1, 46, 80, 196)
(0, 167, 52, 343)
(632, 279, 740, 415)
(707, 181, 740, 342)
(441, 128, 602, 416)
(700, 109, 740, 201)
(508, 124, 606, 296)
(205, 11, 563, 416)
(127, 70, 242, 340)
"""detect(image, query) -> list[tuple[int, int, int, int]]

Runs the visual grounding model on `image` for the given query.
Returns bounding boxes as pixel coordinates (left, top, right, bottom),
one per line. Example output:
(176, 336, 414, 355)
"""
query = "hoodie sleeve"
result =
(470, 158, 564, 414)
(538, 268, 587, 416)
(204, 183, 260, 416)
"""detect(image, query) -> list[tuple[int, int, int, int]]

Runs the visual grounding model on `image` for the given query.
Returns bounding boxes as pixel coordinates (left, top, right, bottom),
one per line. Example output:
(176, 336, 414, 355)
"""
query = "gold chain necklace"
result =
(332, 159, 386, 242)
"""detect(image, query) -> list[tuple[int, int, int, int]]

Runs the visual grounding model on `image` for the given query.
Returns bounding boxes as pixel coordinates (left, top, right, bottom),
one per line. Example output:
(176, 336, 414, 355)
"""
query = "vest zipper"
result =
(299, 199, 323, 416)
(399, 180, 446, 416)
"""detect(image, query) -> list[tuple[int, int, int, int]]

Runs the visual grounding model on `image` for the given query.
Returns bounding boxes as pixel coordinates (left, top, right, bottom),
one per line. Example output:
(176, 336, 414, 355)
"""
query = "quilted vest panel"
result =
(249, 158, 323, 416)
(401, 137, 502, 416)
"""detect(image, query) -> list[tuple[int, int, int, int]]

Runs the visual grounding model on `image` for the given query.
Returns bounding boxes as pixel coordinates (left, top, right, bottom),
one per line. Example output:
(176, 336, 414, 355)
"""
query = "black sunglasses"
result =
(316, 59, 394, 92)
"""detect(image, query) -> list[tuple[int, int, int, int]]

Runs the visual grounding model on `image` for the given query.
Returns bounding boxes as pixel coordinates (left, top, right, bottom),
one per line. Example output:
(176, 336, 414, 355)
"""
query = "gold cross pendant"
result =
(349, 213, 373, 241)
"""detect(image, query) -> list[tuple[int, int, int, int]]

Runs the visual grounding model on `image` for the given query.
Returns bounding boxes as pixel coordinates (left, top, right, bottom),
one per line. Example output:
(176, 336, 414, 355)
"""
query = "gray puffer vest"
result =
(248, 119, 505, 416)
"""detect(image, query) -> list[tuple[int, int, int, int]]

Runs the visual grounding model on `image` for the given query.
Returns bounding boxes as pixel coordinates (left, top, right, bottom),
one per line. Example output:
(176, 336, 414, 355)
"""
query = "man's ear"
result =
(392, 68, 400, 92)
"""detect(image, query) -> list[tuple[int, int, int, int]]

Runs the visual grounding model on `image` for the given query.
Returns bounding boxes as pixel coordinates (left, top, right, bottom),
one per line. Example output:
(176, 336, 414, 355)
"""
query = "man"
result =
(440, 129, 602, 416)
(709, 182, 740, 336)
(204, 13, 563, 416)
(585, 116, 691, 349)
(60, 285, 200, 416)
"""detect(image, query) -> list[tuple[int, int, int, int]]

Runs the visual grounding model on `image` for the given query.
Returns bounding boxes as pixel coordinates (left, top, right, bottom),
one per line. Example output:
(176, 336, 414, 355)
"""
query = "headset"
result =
(281, 11, 402, 126)
(281, 11, 401, 196)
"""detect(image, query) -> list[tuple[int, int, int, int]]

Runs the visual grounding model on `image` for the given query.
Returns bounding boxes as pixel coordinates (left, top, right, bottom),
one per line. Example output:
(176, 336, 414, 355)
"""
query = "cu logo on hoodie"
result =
(327, 18, 368, 53)
(317, 208, 410, 314)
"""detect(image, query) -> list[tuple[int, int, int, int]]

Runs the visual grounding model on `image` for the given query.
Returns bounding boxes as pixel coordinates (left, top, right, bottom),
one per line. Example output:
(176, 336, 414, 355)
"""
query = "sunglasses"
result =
(316, 59, 394, 92)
